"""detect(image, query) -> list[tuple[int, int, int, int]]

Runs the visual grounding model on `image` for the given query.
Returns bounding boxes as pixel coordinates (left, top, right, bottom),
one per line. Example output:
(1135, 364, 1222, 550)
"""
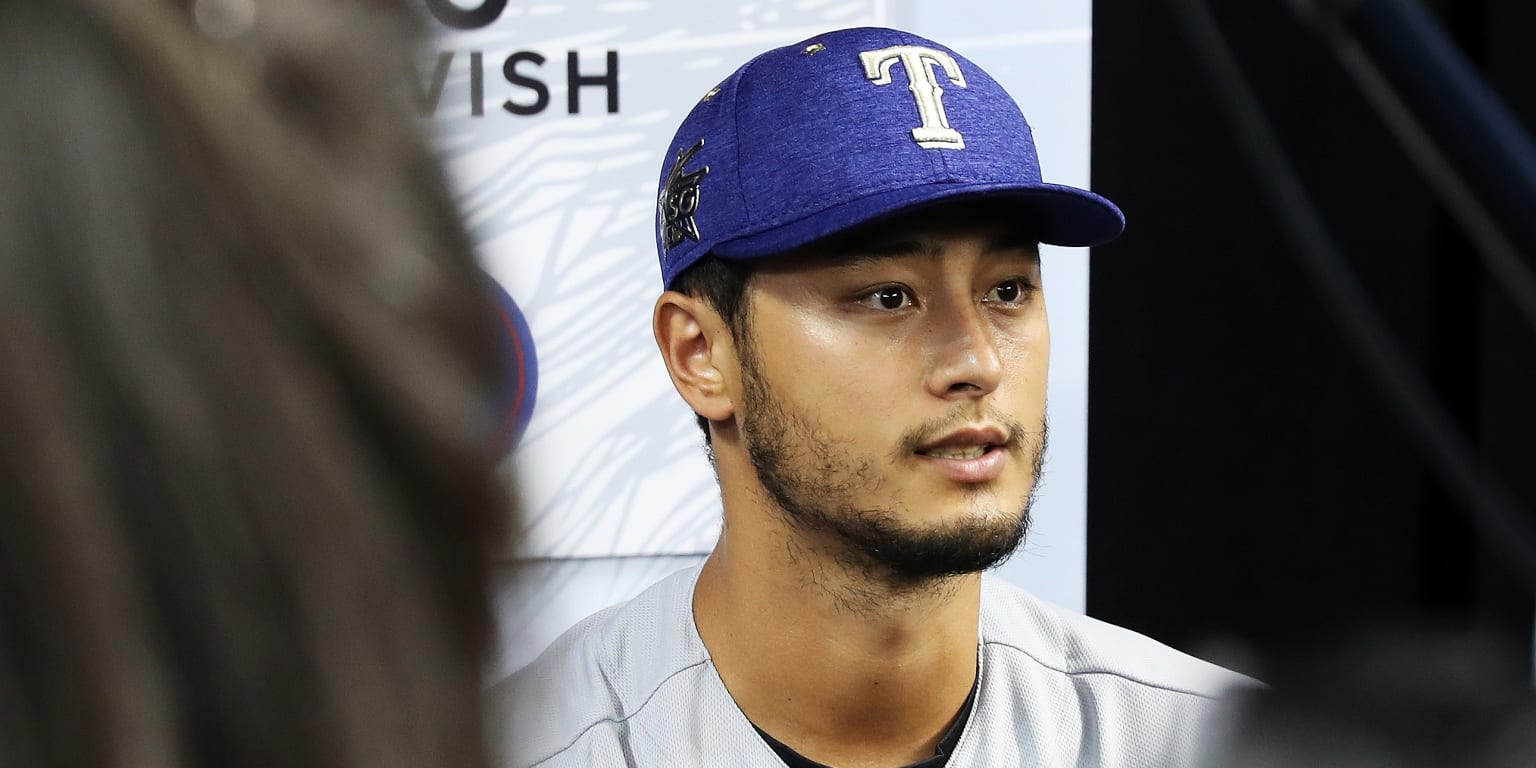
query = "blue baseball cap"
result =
(655, 26, 1125, 288)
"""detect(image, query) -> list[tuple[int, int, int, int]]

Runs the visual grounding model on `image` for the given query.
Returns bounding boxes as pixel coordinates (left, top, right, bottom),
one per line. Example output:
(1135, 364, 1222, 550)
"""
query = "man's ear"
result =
(653, 291, 738, 424)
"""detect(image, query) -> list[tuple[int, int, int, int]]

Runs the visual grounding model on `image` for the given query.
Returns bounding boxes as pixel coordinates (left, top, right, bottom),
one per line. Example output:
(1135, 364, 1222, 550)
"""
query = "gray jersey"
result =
(490, 567, 1254, 767)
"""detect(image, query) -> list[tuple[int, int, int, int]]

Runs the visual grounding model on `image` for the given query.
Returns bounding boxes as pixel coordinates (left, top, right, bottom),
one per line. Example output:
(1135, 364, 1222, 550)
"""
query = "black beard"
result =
(738, 343, 1045, 590)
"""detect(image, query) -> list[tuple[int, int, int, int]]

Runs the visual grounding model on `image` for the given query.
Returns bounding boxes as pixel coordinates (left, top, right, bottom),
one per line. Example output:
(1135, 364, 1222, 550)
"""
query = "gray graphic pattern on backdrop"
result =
(432, 2, 894, 559)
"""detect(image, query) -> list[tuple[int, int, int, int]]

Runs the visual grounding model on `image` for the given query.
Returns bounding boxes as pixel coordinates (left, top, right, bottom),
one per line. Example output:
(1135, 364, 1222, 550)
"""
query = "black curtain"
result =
(1086, 0, 1535, 677)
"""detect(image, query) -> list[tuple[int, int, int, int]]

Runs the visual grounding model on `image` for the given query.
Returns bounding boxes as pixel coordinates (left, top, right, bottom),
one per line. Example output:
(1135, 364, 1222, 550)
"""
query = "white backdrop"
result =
(422, 0, 1100, 678)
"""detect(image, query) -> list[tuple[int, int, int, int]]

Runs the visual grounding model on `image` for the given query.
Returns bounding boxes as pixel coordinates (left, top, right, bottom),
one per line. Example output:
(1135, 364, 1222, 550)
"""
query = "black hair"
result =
(0, 2, 504, 767)
(668, 254, 754, 445)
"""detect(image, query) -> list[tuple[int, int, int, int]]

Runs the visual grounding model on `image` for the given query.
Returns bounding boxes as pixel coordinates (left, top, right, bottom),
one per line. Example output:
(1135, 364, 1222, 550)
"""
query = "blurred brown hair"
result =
(0, 1, 506, 767)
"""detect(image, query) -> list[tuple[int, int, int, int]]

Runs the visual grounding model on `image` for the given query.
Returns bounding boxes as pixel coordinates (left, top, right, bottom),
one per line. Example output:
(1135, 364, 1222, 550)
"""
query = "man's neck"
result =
(692, 493, 980, 768)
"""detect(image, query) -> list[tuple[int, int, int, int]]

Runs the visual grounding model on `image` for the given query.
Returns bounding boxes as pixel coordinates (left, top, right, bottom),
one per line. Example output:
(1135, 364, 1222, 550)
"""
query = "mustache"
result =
(894, 407, 1043, 456)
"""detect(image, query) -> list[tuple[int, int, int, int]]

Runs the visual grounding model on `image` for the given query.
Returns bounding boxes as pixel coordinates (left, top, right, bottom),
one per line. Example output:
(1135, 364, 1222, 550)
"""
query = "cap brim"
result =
(712, 180, 1125, 260)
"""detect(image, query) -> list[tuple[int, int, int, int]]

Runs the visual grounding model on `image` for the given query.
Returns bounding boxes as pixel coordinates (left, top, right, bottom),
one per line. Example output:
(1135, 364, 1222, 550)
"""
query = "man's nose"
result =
(923, 299, 1003, 399)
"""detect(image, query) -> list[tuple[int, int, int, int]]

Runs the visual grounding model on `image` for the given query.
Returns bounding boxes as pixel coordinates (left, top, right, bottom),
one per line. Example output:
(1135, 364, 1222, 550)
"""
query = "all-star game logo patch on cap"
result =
(653, 26, 1125, 288)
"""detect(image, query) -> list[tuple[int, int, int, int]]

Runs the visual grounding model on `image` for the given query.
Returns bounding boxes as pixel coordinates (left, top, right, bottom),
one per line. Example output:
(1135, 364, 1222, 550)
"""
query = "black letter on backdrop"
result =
(416, 51, 454, 116)
(568, 51, 619, 114)
(470, 52, 484, 116)
(424, 0, 506, 30)
(503, 52, 549, 115)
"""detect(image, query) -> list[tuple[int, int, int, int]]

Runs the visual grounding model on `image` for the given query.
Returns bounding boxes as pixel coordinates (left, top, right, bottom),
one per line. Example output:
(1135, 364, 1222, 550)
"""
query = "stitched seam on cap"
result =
(730, 55, 772, 229)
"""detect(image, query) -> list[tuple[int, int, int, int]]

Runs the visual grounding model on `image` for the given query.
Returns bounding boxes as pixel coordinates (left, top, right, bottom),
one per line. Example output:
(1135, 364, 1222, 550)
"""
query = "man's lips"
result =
(914, 426, 1010, 483)
(915, 426, 1010, 456)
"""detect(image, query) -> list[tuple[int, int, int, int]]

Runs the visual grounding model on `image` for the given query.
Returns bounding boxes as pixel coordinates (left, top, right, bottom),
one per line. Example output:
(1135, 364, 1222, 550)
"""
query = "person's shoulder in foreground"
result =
(492, 24, 1257, 768)
(492, 566, 1256, 767)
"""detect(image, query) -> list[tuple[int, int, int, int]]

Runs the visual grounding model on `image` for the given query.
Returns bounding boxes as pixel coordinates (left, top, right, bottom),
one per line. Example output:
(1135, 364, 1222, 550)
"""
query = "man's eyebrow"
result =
(832, 236, 937, 263)
(986, 227, 1042, 259)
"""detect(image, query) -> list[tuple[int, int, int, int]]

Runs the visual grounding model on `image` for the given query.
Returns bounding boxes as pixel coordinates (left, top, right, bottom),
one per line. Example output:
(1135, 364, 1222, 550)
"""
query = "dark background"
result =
(1086, 0, 1535, 678)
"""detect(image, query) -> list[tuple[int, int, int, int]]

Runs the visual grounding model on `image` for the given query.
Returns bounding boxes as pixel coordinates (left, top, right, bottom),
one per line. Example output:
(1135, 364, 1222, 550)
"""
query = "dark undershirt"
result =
(751, 681, 978, 768)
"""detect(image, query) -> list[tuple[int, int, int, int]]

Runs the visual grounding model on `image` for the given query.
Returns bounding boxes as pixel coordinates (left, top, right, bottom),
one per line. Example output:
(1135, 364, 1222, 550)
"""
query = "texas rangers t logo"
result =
(859, 45, 968, 149)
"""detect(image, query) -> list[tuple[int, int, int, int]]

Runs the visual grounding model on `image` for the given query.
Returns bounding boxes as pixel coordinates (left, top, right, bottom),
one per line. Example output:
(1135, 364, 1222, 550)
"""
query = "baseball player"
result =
(495, 26, 1254, 767)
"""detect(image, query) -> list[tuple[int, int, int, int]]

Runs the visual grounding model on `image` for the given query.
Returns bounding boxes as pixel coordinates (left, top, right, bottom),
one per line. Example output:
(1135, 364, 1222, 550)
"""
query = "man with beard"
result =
(498, 26, 1253, 768)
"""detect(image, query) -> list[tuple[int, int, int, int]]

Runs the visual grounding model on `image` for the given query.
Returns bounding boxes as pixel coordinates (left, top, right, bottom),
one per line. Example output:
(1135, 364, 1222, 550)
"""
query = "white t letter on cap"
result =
(859, 45, 967, 149)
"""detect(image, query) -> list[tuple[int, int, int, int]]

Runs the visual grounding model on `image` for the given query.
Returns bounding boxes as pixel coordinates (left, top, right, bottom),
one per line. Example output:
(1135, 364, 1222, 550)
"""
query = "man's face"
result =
(733, 204, 1050, 585)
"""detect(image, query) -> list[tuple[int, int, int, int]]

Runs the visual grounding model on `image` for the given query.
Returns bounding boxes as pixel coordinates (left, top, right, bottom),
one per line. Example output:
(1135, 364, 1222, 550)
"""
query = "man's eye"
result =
(858, 286, 915, 311)
(985, 279, 1032, 305)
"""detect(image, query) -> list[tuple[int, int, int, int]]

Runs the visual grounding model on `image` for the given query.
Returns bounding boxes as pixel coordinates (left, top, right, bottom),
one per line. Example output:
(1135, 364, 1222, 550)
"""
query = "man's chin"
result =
(836, 507, 1031, 585)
